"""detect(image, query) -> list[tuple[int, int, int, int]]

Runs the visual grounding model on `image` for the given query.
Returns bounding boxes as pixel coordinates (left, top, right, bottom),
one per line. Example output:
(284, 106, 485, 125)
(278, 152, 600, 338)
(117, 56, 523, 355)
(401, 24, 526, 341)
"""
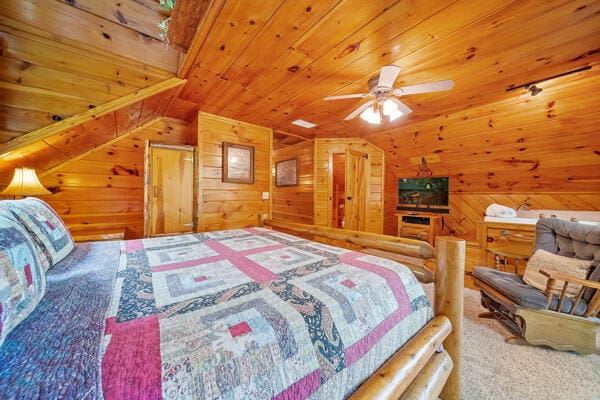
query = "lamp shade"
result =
(1, 168, 51, 196)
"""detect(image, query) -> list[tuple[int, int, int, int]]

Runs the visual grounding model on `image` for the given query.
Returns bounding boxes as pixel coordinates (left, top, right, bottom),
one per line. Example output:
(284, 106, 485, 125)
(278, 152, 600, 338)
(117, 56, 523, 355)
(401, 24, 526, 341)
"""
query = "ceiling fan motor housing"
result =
(367, 75, 392, 95)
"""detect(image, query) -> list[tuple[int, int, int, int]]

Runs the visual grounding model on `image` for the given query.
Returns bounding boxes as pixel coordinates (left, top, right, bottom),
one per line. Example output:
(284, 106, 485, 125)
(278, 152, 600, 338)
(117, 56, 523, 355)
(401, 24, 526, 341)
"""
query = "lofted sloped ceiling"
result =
(0, 0, 180, 145)
(1, 0, 598, 183)
(0, 79, 185, 180)
(167, 0, 600, 138)
(2, 0, 599, 149)
(0, 0, 597, 241)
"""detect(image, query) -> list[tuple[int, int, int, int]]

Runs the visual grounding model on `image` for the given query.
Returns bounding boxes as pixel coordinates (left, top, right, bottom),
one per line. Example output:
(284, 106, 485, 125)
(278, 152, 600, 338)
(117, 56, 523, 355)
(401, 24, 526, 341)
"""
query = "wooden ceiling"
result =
(167, 0, 600, 138)
(0, 0, 598, 169)
(0, 0, 179, 144)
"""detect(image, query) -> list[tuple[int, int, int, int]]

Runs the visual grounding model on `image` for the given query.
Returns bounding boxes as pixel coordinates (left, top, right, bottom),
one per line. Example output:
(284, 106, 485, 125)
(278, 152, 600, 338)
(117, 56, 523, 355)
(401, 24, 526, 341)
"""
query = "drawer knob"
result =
(487, 236, 494, 243)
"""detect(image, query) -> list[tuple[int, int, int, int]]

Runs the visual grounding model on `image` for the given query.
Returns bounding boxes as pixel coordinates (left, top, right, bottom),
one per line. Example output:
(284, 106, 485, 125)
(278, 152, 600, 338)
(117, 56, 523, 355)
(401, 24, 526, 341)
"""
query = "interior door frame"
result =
(344, 148, 369, 231)
(326, 149, 370, 230)
(143, 141, 198, 237)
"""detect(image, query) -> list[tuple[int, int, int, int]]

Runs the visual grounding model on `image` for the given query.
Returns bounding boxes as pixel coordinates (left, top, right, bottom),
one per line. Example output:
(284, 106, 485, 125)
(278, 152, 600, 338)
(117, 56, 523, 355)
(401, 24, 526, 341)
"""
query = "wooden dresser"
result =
(396, 213, 442, 246)
(479, 219, 536, 275)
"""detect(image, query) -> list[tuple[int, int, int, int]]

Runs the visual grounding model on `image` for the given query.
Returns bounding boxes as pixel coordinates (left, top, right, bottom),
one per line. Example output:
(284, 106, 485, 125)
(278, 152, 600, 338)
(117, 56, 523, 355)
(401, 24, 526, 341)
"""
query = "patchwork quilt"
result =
(1, 197, 74, 270)
(101, 228, 433, 399)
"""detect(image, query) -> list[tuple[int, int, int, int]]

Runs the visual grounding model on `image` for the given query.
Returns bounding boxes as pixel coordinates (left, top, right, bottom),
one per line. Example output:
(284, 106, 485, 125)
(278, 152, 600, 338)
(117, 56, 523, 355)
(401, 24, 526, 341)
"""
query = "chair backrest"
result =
(534, 218, 600, 302)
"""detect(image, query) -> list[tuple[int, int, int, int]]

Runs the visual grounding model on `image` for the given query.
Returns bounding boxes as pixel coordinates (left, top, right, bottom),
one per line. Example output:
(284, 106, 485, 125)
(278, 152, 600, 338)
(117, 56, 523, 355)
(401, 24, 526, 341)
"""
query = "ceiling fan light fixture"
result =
(360, 106, 381, 124)
(328, 65, 452, 123)
(382, 99, 404, 121)
(388, 108, 404, 121)
(382, 99, 397, 116)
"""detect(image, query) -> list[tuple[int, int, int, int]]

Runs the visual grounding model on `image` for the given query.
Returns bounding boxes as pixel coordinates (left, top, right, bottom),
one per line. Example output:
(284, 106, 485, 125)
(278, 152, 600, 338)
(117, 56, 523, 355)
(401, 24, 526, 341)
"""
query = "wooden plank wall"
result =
(37, 118, 192, 239)
(314, 139, 384, 233)
(197, 112, 271, 231)
(272, 141, 314, 224)
(0, 0, 177, 144)
(375, 72, 600, 272)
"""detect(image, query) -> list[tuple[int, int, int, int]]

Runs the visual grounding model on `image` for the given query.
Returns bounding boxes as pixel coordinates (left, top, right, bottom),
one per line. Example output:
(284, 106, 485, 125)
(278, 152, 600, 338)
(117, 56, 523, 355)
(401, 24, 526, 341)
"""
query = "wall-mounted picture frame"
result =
(275, 158, 298, 187)
(222, 142, 254, 184)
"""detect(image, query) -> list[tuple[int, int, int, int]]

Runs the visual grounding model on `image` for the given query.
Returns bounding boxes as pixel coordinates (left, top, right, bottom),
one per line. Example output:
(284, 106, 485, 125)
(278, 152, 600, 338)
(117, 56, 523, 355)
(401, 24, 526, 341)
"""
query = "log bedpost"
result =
(435, 236, 465, 400)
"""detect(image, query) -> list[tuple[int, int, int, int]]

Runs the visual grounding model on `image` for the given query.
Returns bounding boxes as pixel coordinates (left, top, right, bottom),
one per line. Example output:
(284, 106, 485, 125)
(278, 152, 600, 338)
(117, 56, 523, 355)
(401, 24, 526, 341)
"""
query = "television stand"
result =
(396, 212, 442, 245)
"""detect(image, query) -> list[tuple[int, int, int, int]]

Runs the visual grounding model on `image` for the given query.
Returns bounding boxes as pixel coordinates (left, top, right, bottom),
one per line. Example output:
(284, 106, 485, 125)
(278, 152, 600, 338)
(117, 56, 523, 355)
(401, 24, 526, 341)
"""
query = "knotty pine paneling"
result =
(272, 141, 314, 224)
(0, 2, 176, 142)
(37, 118, 192, 239)
(377, 72, 600, 274)
(169, 0, 600, 141)
(314, 139, 384, 234)
(197, 112, 271, 231)
(378, 79, 600, 244)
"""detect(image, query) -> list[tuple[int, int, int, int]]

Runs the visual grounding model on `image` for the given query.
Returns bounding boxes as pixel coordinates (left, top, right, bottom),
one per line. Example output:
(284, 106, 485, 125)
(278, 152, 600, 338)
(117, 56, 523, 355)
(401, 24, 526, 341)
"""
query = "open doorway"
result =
(331, 150, 368, 230)
(332, 153, 345, 228)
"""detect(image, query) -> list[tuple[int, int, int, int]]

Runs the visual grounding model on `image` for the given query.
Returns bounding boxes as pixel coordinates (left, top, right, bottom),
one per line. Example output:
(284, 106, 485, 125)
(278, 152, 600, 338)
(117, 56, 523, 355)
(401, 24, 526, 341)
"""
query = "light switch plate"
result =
(262, 192, 269, 200)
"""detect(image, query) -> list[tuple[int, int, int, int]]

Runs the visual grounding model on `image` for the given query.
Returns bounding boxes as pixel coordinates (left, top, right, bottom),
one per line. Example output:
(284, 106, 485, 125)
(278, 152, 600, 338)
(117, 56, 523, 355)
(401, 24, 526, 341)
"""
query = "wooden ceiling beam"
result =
(39, 117, 165, 179)
(0, 78, 186, 157)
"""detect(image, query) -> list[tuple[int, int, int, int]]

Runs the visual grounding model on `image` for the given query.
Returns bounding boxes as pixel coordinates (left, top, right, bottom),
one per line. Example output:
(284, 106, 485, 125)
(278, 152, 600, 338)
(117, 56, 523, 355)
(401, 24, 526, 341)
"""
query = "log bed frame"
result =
(259, 218, 465, 400)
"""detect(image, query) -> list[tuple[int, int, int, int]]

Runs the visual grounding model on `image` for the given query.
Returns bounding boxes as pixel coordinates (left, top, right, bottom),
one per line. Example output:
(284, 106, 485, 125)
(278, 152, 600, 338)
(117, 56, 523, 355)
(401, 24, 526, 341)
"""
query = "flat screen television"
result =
(397, 177, 449, 212)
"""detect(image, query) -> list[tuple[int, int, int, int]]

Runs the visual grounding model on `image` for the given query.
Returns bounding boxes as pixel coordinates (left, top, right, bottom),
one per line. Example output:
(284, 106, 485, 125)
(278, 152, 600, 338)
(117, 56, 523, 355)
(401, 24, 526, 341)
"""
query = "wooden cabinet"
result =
(479, 220, 536, 274)
(396, 213, 441, 245)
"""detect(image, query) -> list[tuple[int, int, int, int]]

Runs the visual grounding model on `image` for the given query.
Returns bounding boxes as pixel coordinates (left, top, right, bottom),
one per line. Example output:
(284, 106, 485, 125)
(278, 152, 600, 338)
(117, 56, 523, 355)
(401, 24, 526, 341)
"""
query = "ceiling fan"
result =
(323, 65, 454, 124)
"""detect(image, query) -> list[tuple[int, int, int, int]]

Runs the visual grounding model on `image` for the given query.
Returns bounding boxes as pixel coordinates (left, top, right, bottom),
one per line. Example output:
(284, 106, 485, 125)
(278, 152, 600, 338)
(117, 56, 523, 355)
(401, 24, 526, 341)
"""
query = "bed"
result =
(0, 198, 464, 399)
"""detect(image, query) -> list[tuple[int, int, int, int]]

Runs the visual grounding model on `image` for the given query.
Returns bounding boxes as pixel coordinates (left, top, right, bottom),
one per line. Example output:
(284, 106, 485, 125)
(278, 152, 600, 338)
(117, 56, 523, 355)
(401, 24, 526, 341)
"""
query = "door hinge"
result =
(182, 223, 193, 227)
(183, 158, 194, 162)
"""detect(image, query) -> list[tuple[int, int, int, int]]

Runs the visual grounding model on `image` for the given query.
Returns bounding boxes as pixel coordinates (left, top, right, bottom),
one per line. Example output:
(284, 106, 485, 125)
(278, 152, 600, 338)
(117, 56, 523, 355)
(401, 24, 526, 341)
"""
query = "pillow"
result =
(0, 214, 47, 347)
(0, 202, 50, 271)
(3, 198, 74, 269)
(523, 249, 592, 297)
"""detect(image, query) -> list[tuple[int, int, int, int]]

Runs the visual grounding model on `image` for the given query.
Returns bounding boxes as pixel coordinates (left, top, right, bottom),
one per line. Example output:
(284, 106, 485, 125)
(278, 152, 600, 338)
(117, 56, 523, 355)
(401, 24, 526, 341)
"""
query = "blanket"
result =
(102, 228, 432, 399)
(1, 228, 432, 399)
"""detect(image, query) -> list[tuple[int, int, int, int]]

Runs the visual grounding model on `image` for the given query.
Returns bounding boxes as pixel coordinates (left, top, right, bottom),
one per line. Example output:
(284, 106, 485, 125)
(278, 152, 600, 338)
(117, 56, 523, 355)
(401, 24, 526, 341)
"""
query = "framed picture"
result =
(275, 158, 298, 187)
(222, 142, 254, 184)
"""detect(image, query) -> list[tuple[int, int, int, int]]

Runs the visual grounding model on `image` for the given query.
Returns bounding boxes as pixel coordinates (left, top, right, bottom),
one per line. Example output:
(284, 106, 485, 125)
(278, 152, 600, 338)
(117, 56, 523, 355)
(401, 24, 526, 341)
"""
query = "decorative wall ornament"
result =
(275, 158, 298, 187)
(222, 142, 254, 184)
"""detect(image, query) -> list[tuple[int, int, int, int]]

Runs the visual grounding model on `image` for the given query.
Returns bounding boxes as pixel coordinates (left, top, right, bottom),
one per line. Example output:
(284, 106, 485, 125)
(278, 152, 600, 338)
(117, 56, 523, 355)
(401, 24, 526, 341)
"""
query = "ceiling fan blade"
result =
(391, 98, 413, 115)
(323, 93, 368, 101)
(393, 79, 454, 96)
(378, 65, 401, 88)
(344, 99, 376, 121)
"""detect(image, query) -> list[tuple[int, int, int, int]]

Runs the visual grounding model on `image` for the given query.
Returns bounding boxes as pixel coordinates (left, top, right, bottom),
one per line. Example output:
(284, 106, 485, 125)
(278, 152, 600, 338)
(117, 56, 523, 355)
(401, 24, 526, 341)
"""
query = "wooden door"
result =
(145, 143, 195, 237)
(344, 149, 368, 231)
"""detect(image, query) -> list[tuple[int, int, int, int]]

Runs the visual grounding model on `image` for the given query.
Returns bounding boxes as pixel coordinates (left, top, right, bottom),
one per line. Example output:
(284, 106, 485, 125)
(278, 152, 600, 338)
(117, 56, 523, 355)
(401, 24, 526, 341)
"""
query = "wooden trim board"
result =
(0, 78, 186, 156)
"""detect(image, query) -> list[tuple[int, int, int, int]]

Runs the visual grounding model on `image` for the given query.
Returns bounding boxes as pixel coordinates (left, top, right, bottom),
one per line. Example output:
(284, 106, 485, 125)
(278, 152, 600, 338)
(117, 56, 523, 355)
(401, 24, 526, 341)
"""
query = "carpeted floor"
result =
(422, 284, 600, 400)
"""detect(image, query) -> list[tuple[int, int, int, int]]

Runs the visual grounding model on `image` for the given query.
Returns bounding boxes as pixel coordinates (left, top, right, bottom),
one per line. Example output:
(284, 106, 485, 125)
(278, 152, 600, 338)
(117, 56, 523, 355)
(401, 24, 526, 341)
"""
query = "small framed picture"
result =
(222, 142, 254, 184)
(275, 158, 298, 187)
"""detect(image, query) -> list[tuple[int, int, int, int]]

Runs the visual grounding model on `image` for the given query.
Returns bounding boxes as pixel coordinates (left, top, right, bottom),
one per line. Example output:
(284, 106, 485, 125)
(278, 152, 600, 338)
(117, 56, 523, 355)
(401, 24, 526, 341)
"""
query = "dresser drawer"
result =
(485, 227, 535, 257)
(399, 226, 430, 241)
(396, 213, 441, 245)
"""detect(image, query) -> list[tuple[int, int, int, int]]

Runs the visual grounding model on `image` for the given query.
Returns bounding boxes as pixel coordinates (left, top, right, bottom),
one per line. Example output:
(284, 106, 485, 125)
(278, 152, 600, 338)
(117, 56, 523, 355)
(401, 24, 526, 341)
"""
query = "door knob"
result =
(347, 196, 352, 200)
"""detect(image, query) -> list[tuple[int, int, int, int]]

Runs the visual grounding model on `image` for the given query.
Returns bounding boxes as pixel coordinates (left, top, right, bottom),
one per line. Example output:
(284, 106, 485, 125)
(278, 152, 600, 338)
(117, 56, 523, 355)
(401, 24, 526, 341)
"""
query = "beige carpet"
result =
(422, 284, 600, 400)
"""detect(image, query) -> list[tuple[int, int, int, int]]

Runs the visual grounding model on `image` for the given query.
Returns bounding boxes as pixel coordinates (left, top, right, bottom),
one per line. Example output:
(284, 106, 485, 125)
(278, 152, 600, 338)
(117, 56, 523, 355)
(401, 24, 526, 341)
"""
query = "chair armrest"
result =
(538, 269, 600, 290)
(539, 269, 600, 316)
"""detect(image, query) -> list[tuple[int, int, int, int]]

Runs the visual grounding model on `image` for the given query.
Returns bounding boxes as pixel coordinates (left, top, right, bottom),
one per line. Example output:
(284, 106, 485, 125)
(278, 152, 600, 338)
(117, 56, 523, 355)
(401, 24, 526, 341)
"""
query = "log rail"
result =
(260, 217, 465, 400)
